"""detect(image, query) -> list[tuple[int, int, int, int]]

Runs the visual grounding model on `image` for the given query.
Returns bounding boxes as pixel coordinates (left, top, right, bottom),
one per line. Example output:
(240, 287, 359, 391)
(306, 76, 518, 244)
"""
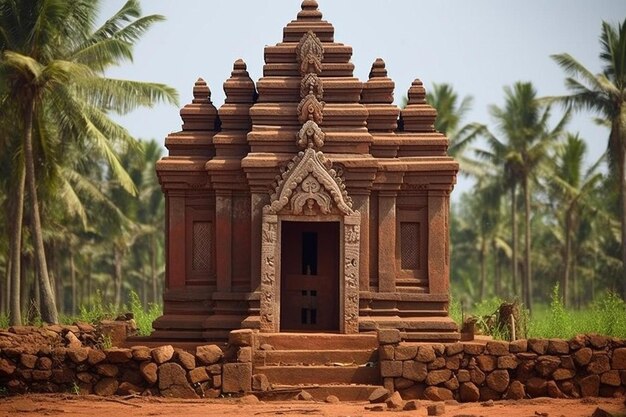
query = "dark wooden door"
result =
(280, 221, 339, 331)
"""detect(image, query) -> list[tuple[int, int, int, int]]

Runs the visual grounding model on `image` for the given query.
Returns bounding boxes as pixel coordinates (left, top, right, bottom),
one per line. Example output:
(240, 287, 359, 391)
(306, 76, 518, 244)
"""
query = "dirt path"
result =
(0, 395, 624, 417)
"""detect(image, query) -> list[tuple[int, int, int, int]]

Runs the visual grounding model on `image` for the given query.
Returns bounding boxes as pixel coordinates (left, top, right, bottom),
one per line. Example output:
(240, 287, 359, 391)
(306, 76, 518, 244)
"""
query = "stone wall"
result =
(378, 329, 626, 401)
(0, 326, 255, 398)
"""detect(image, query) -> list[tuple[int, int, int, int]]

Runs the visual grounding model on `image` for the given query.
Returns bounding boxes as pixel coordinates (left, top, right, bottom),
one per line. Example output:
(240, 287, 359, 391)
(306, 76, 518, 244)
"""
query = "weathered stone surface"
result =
(548, 339, 569, 354)
(505, 380, 525, 400)
(117, 381, 143, 395)
(560, 355, 575, 369)
(188, 367, 210, 383)
(427, 402, 445, 416)
(427, 357, 446, 370)
(445, 355, 461, 370)
(368, 386, 390, 403)
(94, 378, 119, 396)
(131, 346, 152, 361)
(20, 354, 38, 369)
(457, 369, 470, 383)
(536, 355, 560, 377)
(486, 369, 509, 393)
(509, 339, 528, 353)
(444, 375, 459, 390)
(525, 377, 547, 397)
(152, 345, 174, 364)
(32, 369, 52, 380)
(228, 329, 253, 347)
(222, 362, 252, 393)
(395, 344, 417, 360)
(546, 380, 565, 398)
(553, 368, 576, 380)
(446, 343, 464, 356)
(403, 399, 420, 411)
(159, 362, 197, 398)
(378, 329, 401, 345)
(237, 346, 252, 363)
(589, 334, 608, 349)
(140, 361, 158, 385)
(580, 374, 600, 397)
(240, 394, 260, 404)
(96, 364, 119, 377)
(426, 369, 452, 385)
(88, 349, 106, 365)
(424, 386, 453, 401)
(325, 395, 340, 404)
(486, 341, 509, 356)
(385, 391, 404, 409)
(612, 347, 626, 369)
(588, 354, 611, 374)
(394, 377, 414, 390)
(497, 354, 518, 369)
(212, 373, 222, 388)
(52, 368, 74, 384)
(569, 334, 587, 350)
(65, 331, 82, 349)
(176, 349, 196, 370)
(252, 373, 270, 391)
(591, 407, 620, 417)
(476, 355, 496, 372)
(105, 348, 132, 363)
(469, 368, 485, 385)
(574, 347, 593, 366)
(600, 370, 621, 386)
(479, 386, 500, 401)
(528, 339, 548, 355)
(296, 390, 313, 401)
(37, 357, 52, 370)
(416, 345, 436, 362)
(381, 360, 403, 377)
(379, 345, 394, 360)
(196, 345, 223, 365)
(463, 343, 484, 356)
(66, 347, 90, 364)
(459, 381, 480, 402)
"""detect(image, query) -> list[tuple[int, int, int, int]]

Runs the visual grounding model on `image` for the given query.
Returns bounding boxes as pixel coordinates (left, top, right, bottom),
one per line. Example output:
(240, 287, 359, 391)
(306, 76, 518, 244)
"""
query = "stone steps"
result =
(255, 332, 379, 350)
(256, 349, 378, 366)
(255, 364, 380, 385)
(258, 384, 382, 401)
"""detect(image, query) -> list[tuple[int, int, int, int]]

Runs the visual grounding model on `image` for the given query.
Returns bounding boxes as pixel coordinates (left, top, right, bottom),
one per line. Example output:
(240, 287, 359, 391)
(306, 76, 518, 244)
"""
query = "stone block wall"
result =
(0, 326, 255, 398)
(378, 330, 626, 401)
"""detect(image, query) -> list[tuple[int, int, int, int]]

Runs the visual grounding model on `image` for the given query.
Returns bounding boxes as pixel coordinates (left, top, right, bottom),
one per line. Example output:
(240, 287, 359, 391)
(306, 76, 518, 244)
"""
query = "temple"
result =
(152, 0, 459, 343)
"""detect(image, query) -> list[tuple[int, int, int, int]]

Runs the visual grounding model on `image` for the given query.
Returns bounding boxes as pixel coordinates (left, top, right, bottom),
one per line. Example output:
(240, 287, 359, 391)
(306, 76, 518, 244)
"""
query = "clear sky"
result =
(100, 0, 626, 198)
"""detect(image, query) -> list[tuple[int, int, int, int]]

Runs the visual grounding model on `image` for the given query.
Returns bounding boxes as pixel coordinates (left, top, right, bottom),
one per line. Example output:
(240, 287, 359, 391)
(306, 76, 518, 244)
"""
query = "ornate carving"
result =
(345, 224, 360, 244)
(262, 222, 277, 244)
(266, 148, 353, 216)
(297, 93, 324, 124)
(296, 120, 325, 149)
(300, 73, 323, 99)
(296, 30, 324, 75)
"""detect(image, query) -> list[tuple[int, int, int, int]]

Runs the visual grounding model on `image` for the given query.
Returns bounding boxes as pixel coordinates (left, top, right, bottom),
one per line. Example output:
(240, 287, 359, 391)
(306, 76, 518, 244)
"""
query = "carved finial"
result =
(296, 31, 324, 75)
(369, 58, 388, 79)
(297, 93, 324, 124)
(296, 120, 325, 149)
(232, 58, 247, 73)
(192, 78, 211, 103)
(406, 79, 427, 105)
(298, 0, 322, 19)
(300, 73, 324, 99)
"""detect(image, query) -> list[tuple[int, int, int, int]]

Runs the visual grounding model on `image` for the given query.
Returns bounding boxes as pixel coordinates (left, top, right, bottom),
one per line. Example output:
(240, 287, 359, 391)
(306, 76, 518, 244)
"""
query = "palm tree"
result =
(473, 82, 569, 312)
(551, 18, 626, 299)
(548, 134, 603, 307)
(0, 0, 178, 323)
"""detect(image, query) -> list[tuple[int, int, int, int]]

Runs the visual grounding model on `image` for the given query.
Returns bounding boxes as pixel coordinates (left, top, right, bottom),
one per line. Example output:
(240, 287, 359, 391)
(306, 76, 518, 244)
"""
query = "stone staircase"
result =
(252, 332, 383, 401)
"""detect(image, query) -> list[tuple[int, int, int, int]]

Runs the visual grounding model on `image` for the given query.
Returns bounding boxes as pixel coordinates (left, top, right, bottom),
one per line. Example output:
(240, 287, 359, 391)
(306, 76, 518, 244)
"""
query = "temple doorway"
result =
(280, 221, 340, 331)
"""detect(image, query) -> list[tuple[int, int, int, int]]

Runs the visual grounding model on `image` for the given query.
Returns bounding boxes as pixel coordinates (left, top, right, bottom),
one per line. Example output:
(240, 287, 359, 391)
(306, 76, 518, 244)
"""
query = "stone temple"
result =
(152, 0, 459, 343)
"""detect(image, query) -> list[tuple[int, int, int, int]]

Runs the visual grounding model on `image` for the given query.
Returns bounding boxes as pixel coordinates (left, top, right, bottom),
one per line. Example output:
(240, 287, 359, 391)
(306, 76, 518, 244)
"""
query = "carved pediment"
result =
(296, 30, 324, 75)
(266, 148, 353, 216)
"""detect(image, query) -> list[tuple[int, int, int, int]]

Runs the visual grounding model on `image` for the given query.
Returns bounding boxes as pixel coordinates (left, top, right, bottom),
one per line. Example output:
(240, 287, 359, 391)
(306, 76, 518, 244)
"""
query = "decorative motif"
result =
(260, 216, 278, 332)
(192, 222, 211, 271)
(262, 222, 277, 244)
(296, 30, 324, 75)
(400, 222, 420, 270)
(296, 120, 325, 149)
(345, 224, 360, 244)
(300, 73, 323, 99)
(297, 93, 325, 124)
(267, 148, 353, 216)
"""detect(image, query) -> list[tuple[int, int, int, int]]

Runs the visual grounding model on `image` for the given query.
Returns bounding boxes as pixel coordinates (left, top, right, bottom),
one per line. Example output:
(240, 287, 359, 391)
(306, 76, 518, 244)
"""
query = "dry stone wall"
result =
(0, 326, 255, 398)
(378, 329, 626, 401)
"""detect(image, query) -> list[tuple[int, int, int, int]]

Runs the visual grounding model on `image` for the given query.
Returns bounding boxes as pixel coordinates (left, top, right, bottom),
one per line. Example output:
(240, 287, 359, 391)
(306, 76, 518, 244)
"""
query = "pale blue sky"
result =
(100, 0, 626, 197)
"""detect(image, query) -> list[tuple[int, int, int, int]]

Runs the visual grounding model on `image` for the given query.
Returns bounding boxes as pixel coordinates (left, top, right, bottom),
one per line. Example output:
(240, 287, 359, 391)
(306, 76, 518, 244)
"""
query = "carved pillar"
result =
(428, 190, 449, 295)
(344, 214, 361, 333)
(260, 214, 279, 332)
(250, 192, 267, 291)
(215, 190, 233, 292)
(351, 193, 370, 291)
(167, 191, 186, 289)
(378, 191, 397, 293)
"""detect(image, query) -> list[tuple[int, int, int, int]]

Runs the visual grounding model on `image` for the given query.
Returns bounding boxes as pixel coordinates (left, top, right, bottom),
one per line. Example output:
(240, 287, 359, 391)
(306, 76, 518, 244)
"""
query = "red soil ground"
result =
(0, 395, 624, 417)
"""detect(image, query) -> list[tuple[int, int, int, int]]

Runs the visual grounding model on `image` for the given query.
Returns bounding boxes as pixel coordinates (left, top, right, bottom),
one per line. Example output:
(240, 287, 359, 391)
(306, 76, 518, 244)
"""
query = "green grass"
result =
(0, 313, 8, 329)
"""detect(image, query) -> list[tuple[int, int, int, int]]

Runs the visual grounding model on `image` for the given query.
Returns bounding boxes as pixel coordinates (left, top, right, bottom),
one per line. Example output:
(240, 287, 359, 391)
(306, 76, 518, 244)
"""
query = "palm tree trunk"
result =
(23, 99, 58, 324)
(479, 237, 486, 301)
(9, 165, 25, 326)
(621, 140, 626, 301)
(493, 239, 501, 297)
(523, 174, 533, 314)
(114, 246, 123, 308)
(151, 235, 158, 304)
(70, 246, 76, 315)
(2, 258, 9, 315)
(511, 184, 519, 297)
(563, 208, 572, 308)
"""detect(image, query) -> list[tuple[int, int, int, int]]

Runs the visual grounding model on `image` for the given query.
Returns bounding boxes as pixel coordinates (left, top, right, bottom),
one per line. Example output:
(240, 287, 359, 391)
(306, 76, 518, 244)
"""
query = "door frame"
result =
(260, 212, 360, 333)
